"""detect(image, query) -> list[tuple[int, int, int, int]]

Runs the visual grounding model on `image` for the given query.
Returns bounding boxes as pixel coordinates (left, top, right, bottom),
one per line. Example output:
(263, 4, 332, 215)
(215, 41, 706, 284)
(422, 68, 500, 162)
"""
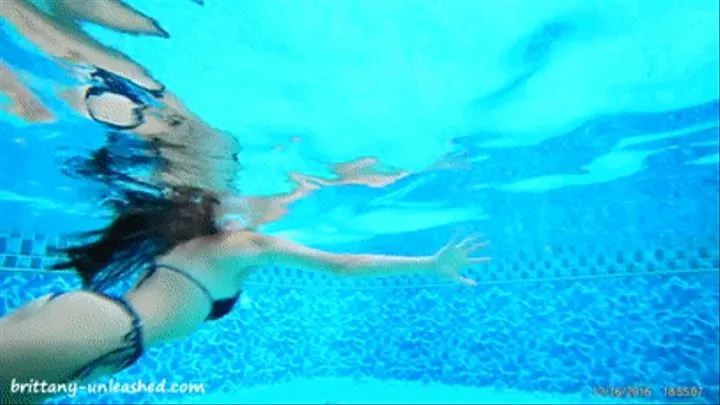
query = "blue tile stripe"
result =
(0, 230, 717, 288)
(1, 229, 718, 405)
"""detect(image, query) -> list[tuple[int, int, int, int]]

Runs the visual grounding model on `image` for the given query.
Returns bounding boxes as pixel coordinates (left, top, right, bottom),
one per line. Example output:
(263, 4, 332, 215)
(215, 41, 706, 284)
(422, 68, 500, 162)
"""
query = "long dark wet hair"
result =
(52, 186, 221, 292)
(53, 131, 223, 292)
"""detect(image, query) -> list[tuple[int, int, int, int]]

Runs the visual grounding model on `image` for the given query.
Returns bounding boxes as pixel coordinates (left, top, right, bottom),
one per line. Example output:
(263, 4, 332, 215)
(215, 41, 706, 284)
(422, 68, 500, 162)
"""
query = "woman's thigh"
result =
(0, 291, 134, 402)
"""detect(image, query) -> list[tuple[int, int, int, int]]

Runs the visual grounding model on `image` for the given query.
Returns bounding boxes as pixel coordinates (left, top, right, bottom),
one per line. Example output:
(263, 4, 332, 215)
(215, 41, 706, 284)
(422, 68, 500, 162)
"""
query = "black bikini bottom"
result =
(48, 291, 144, 382)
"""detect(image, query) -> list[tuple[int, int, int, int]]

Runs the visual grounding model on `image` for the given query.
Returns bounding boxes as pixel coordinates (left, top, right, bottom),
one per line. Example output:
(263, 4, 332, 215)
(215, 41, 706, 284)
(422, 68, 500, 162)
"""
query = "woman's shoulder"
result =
(202, 229, 267, 255)
(163, 230, 268, 264)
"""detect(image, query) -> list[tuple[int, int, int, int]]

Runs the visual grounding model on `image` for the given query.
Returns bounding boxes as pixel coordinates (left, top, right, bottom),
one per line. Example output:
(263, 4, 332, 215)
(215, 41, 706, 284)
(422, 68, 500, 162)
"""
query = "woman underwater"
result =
(0, 185, 490, 404)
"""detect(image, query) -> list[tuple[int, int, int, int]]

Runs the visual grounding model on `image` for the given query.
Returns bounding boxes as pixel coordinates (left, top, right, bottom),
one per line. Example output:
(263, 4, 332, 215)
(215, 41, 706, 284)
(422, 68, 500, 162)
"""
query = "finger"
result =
(467, 241, 490, 251)
(470, 256, 492, 263)
(456, 276, 477, 287)
(448, 228, 463, 245)
(457, 232, 482, 248)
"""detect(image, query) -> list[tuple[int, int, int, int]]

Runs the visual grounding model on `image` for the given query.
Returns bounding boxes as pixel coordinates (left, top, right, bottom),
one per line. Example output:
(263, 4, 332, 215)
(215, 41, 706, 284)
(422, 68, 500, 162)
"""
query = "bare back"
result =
(126, 230, 262, 344)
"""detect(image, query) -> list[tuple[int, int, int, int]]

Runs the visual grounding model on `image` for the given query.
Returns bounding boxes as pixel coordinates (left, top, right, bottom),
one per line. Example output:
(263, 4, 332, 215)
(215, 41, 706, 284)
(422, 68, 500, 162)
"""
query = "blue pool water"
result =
(1, 1, 719, 404)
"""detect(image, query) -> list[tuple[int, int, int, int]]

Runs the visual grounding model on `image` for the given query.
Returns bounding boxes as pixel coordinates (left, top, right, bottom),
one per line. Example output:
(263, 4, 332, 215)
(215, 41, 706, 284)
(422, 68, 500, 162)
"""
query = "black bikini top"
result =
(149, 264, 241, 321)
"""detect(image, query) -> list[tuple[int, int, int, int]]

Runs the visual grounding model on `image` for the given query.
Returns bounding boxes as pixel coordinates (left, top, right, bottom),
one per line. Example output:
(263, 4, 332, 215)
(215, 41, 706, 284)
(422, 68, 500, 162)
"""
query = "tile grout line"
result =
(0, 266, 717, 290)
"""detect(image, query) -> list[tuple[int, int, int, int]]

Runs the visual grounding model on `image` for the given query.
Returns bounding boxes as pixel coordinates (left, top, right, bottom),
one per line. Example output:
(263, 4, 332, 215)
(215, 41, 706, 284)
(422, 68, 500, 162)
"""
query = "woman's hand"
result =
(432, 232, 491, 286)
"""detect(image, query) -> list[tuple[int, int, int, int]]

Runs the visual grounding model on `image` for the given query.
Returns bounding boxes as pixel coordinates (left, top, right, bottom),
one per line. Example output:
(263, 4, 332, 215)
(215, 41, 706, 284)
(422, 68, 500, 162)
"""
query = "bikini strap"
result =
(151, 263, 216, 304)
(62, 294, 145, 383)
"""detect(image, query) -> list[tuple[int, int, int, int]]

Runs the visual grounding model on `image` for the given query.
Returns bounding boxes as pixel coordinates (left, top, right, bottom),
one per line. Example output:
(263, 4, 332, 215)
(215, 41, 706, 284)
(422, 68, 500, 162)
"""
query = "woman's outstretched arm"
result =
(230, 231, 491, 286)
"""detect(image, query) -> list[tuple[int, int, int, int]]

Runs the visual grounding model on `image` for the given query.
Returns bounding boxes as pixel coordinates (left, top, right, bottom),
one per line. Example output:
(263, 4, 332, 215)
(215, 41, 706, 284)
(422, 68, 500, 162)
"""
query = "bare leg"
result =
(0, 293, 55, 328)
(0, 291, 136, 404)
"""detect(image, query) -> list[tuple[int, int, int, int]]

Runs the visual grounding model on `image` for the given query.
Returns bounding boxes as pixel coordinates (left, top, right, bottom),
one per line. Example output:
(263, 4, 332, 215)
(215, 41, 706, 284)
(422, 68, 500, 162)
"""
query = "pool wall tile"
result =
(0, 228, 718, 405)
